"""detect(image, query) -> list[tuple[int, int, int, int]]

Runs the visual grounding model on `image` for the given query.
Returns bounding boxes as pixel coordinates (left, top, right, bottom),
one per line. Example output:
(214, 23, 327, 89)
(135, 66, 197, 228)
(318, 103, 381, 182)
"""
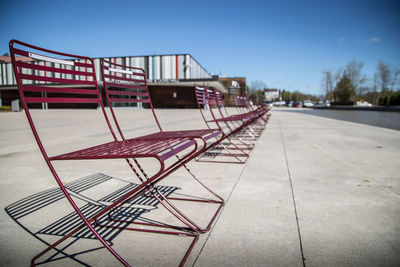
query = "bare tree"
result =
(250, 80, 267, 91)
(377, 61, 391, 94)
(376, 61, 400, 105)
(390, 69, 400, 91)
(345, 60, 367, 98)
(372, 73, 378, 105)
(322, 70, 334, 100)
(249, 80, 267, 104)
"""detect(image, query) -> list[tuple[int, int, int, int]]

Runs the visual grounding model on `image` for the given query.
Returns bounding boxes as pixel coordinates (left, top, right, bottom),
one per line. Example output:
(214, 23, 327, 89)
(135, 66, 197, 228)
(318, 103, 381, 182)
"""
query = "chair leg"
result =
(102, 185, 200, 234)
(170, 164, 225, 232)
(230, 133, 256, 148)
(32, 171, 199, 266)
(196, 135, 250, 164)
(118, 156, 224, 233)
(31, 192, 130, 266)
(196, 149, 249, 164)
(97, 191, 201, 267)
(109, 174, 224, 233)
(97, 222, 199, 267)
(143, 162, 225, 232)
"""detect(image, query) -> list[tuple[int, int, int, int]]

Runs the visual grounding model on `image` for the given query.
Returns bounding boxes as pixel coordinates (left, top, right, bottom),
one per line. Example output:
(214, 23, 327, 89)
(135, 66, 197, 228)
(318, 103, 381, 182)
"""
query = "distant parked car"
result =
(286, 101, 294, 107)
(314, 101, 331, 107)
(263, 100, 273, 107)
(293, 102, 302, 108)
(303, 100, 313, 108)
(314, 101, 323, 107)
(273, 100, 286, 107)
(355, 101, 372, 107)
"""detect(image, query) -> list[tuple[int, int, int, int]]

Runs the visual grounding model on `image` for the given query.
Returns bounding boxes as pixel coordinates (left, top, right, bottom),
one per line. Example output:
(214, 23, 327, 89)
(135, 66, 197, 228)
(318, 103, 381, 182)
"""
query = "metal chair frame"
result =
(100, 59, 225, 233)
(194, 85, 261, 164)
(8, 39, 216, 266)
(232, 94, 270, 138)
(217, 91, 262, 141)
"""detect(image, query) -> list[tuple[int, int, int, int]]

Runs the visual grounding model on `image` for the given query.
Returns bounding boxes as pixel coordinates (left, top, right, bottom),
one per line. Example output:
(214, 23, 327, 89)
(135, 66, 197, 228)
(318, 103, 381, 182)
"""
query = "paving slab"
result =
(276, 109, 400, 267)
(194, 114, 303, 266)
(0, 108, 399, 266)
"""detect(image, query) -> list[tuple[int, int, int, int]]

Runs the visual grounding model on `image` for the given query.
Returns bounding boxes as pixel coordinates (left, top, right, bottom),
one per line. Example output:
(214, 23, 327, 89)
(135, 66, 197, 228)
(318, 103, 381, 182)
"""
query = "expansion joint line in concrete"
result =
(192, 152, 251, 266)
(278, 116, 306, 267)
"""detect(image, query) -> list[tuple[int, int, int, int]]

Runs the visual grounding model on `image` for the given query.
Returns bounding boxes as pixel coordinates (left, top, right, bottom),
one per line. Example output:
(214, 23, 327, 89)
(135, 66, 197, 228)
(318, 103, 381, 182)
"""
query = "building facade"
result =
(0, 54, 227, 108)
(264, 88, 279, 101)
(218, 77, 246, 106)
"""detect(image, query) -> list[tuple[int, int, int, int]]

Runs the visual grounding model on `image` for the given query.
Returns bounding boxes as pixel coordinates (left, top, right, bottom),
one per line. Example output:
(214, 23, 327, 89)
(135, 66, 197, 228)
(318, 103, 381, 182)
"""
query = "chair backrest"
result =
(9, 39, 117, 156)
(234, 96, 245, 107)
(100, 59, 162, 140)
(213, 89, 232, 118)
(243, 90, 256, 110)
(194, 84, 207, 109)
(194, 85, 212, 129)
(215, 90, 224, 107)
(194, 85, 226, 130)
(234, 95, 249, 114)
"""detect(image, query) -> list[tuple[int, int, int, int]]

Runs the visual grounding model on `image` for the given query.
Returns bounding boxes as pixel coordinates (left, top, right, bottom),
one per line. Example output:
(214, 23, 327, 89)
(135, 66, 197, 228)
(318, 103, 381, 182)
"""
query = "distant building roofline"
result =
(263, 88, 278, 92)
(0, 56, 33, 63)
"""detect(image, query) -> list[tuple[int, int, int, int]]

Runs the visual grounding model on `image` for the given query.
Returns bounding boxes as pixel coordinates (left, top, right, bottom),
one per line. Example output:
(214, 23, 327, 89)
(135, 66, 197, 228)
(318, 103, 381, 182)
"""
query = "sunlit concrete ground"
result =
(0, 107, 399, 266)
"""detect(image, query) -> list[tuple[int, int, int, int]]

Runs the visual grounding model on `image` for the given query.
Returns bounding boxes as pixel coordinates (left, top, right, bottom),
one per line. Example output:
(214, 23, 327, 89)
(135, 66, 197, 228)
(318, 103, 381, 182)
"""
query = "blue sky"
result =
(1, 0, 399, 95)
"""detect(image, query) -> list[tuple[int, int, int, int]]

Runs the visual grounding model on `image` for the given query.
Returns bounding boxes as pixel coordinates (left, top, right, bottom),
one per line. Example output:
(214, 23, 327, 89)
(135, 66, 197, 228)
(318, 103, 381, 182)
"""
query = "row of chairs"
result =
(194, 86, 269, 163)
(9, 39, 270, 266)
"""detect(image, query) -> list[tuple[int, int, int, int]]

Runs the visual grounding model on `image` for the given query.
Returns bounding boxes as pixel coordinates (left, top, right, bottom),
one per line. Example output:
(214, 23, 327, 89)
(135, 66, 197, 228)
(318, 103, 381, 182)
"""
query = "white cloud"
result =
(368, 37, 381, 43)
(339, 37, 345, 44)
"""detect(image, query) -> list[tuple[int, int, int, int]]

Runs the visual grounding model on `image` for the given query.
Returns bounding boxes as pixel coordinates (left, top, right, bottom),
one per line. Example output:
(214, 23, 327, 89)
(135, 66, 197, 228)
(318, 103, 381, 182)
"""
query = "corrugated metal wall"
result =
(0, 54, 211, 87)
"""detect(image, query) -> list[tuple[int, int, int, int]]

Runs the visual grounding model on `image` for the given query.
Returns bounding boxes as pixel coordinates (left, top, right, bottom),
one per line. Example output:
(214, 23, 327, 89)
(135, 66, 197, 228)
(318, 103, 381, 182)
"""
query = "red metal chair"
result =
(242, 91, 271, 131)
(194, 85, 257, 163)
(217, 91, 264, 141)
(241, 90, 271, 118)
(99, 59, 224, 233)
(232, 93, 270, 138)
(8, 39, 213, 266)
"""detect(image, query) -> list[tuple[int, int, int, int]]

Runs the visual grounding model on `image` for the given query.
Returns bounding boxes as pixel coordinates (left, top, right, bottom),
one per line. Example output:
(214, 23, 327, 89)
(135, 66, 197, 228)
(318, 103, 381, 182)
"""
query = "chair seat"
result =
(136, 129, 222, 141)
(207, 111, 260, 123)
(50, 136, 197, 161)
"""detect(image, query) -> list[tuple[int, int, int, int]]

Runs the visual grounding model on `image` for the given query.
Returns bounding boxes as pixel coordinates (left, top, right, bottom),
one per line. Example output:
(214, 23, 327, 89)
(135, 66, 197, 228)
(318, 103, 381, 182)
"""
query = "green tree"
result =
(335, 74, 354, 102)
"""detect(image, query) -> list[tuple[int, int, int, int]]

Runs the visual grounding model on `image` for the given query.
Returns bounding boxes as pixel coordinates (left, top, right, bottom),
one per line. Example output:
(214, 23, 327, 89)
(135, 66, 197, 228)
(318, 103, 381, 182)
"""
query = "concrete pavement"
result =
(0, 108, 399, 266)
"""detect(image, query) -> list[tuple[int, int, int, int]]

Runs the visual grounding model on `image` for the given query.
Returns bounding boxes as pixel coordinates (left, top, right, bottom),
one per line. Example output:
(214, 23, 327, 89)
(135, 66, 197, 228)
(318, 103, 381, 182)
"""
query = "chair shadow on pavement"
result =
(5, 173, 180, 266)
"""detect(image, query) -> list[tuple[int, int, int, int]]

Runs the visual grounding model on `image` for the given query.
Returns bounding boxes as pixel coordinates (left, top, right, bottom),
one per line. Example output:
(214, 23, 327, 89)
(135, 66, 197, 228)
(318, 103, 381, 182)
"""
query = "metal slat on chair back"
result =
(194, 85, 207, 106)
(100, 59, 163, 138)
(9, 40, 101, 106)
(206, 88, 218, 106)
(234, 96, 246, 107)
(234, 96, 240, 106)
(215, 90, 224, 107)
(9, 40, 118, 157)
(101, 59, 150, 106)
